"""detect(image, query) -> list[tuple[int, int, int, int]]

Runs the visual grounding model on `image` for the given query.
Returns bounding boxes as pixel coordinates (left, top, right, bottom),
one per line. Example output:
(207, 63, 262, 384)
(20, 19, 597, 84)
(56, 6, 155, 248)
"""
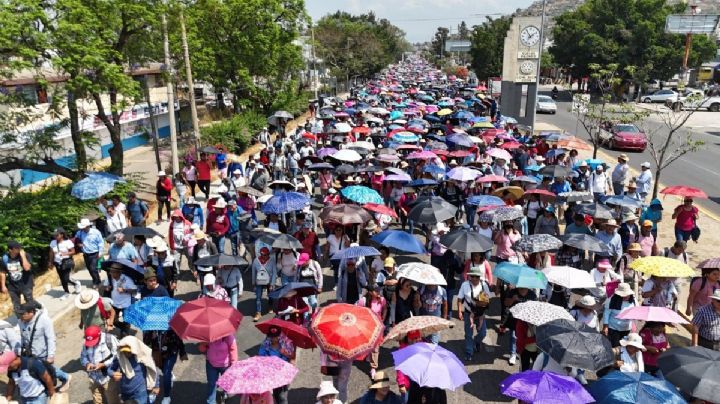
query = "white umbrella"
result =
(397, 263, 447, 286)
(332, 122, 352, 133)
(509, 301, 574, 326)
(332, 149, 362, 162)
(365, 116, 384, 124)
(542, 266, 596, 289)
(369, 107, 390, 115)
(348, 141, 376, 151)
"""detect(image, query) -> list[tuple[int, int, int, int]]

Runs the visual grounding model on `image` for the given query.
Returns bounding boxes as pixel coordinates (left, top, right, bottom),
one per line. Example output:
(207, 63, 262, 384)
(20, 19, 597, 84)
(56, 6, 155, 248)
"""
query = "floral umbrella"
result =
(217, 356, 299, 395)
(309, 303, 384, 361)
(628, 256, 695, 277)
(384, 316, 454, 343)
(319, 204, 372, 225)
(509, 301, 574, 326)
(514, 234, 563, 253)
(396, 262, 447, 286)
(341, 185, 384, 204)
(493, 206, 524, 222)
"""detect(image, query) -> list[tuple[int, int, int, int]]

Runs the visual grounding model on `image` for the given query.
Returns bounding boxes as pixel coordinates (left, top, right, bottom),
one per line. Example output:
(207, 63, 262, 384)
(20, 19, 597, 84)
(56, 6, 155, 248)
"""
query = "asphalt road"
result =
(536, 90, 720, 218)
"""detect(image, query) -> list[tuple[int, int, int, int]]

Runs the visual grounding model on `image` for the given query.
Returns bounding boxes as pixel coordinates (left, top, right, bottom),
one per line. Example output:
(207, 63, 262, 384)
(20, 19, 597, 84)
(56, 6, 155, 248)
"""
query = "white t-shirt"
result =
(103, 274, 137, 309)
(50, 239, 74, 264)
(458, 280, 492, 312)
(570, 308, 598, 330)
(183, 166, 197, 181)
(590, 172, 608, 193)
(326, 234, 346, 256)
(590, 268, 621, 285)
(477, 226, 493, 239)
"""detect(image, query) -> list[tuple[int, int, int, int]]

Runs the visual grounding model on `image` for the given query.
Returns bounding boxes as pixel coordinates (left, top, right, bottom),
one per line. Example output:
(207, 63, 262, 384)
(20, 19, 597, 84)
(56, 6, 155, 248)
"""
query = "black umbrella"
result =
(236, 186, 265, 197)
(562, 233, 609, 253)
(120, 227, 163, 239)
(514, 234, 563, 253)
(658, 346, 720, 403)
(101, 259, 145, 282)
(271, 234, 303, 250)
(356, 165, 385, 173)
(307, 162, 335, 172)
(536, 319, 614, 371)
(407, 196, 457, 224)
(193, 253, 248, 267)
(558, 191, 594, 203)
(539, 165, 570, 178)
(335, 164, 356, 175)
(575, 203, 613, 220)
(440, 228, 493, 252)
(268, 282, 317, 300)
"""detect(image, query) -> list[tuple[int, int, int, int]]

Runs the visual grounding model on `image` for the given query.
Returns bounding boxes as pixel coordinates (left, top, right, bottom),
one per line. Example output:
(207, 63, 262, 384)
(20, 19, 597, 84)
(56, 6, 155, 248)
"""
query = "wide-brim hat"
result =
(576, 294, 597, 308)
(605, 219, 619, 227)
(620, 333, 646, 350)
(369, 371, 393, 389)
(467, 265, 484, 277)
(77, 218, 93, 229)
(627, 243, 642, 252)
(614, 282, 634, 297)
(316, 381, 340, 399)
(75, 289, 100, 310)
(365, 221, 378, 231)
(618, 153, 629, 162)
(710, 289, 720, 301)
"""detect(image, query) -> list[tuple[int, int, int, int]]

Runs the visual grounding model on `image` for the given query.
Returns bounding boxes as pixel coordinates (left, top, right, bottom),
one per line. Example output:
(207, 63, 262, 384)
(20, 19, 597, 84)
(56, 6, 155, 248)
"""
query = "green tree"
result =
(457, 21, 470, 40)
(550, 0, 717, 82)
(468, 16, 512, 80)
(430, 27, 449, 58)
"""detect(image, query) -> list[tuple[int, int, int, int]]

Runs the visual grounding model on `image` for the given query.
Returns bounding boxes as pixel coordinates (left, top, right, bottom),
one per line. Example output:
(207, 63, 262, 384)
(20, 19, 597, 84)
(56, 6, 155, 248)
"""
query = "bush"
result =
(200, 110, 265, 154)
(271, 89, 314, 117)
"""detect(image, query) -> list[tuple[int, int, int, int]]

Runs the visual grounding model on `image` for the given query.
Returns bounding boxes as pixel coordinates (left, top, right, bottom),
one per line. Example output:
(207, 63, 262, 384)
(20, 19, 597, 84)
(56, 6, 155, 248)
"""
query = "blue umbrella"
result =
(588, 371, 686, 404)
(388, 124, 404, 130)
(71, 172, 126, 200)
(423, 165, 446, 175)
(389, 110, 403, 121)
(343, 108, 357, 115)
(392, 132, 420, 143)
(341, 185, 383, 204)
(525, 165, 542, 172)
(467, 195, 505, 207)
(371, 230, 426, 254)
(446, 134, 474, 148)
(331, 246, 381, 261)
(424, 115, 442, 123)
(546, 148, 567, 158)
(268, 282, 317, 299)
(124, 297, 183, 331)
(582, 158, 604, 170)
(493, 262, 548, 289)
(261, 192, 310, 214)
(437, 101, 453, 107)
(409, 179, 438, 187)
(453, 110, 474, 120)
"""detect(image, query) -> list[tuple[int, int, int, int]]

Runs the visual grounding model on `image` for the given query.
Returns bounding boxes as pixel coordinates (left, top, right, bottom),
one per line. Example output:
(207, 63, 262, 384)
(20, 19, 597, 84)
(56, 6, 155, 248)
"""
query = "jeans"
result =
(227, 232, 241, 256)
(255, 285, 270, 313)
(212, 235, 226, 255)
(19, 393, 47, 404)
(7, 280, 34, 315)
(303, 294, 318, 313)
(335, 360, 353, 403)
(612, 182, 624, 196)
(162, 353, 178, 398)
(173, 248, 193, 272)
(225, 286, 239, 310)
(465, 204, 476, 228)
(83, 252, 102, 286)
(510, 330, 517, 355)
(280, 274, 295, 286)
(55, 365, 70, 387)
(205, 361, 228, 404)
(463, 313, 487, 356)
(674, 227, 693, 242)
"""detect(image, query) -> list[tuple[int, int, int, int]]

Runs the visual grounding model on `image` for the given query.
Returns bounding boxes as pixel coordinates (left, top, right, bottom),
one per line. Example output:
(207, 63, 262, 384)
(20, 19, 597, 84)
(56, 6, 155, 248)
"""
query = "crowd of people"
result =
(0, 56, 719, 404)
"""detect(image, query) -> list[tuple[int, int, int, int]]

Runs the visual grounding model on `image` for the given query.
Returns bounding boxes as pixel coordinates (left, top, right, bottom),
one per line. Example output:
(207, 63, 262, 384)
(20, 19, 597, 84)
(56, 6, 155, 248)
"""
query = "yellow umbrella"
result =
(437, 108, 453, 116)
(493, 186, 525, 200)
(473, 121, 494, 129)
(628, 256, 695, 277)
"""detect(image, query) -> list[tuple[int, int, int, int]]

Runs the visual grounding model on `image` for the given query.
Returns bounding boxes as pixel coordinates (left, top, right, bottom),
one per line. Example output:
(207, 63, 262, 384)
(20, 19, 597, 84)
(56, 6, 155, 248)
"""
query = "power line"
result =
(390, 13, 505, 23)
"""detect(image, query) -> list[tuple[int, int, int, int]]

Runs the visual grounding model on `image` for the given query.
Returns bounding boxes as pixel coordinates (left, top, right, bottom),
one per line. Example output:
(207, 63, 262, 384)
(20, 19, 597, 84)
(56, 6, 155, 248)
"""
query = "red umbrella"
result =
(660, 186, 708, 199)
(352, 126, 371, 135)
(501, 141, 522, 150)
(302, 133, 317, 141)
(363, 202, 398, 218)
(309, 303, 384, 361)
(386, 128, 405, 138)
(431, 149, 449, 156)
(448, 150, 471, 158)
(480, 128, 507, 137)
(524, 189, 557, 198)
(405, 126, 426, 134)
(396, 144, 421, 151)
(255, 318, 317, 349)
(476, 175, 509, 183)
(169, 298, 243, 342)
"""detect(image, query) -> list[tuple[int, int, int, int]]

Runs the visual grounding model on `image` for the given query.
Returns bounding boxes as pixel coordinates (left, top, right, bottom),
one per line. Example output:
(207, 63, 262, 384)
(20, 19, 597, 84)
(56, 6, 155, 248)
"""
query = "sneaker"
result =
(465, 354, 473, 362)
(576, 374, 588, 385)
(73, 280, 82, 294)
(59, 293, 70, 301)
(253, 312, 261, 322)
(58, 374, 72, 393)
(161, 397, 172, 404)
(508, 354, 517, 366)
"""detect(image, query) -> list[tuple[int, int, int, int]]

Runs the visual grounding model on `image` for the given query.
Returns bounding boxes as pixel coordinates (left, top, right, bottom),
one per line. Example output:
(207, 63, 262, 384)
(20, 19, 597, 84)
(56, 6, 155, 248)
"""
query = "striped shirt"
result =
(692, 304, 720, 342)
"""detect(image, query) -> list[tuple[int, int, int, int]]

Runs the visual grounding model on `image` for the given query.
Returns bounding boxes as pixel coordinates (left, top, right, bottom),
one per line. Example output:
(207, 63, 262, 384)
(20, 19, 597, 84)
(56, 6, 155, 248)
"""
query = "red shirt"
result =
(196, 160, 212, 181)
(294, 230, 319, 259)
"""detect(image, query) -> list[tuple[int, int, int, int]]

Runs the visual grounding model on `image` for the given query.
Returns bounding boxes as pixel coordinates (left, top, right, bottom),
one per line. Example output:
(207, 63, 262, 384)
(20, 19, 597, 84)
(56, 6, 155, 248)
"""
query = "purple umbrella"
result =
(384, 173, 412, 182)
(500, 370, 594, 404)
(392, 342, 469, 390)
(376, 154, 401, 163)
(317, 147, 338, 158)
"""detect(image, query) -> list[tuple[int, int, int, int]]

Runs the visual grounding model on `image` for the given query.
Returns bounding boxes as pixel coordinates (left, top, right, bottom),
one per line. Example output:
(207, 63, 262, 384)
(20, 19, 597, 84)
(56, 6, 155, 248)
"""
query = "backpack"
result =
(690, 276, 720, 293)
(24, 357, 57, 389)
(663, 248, 687, 263)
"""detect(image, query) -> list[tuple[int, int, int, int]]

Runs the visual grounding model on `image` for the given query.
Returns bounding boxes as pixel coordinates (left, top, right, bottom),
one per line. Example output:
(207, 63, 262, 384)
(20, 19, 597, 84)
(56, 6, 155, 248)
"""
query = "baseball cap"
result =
(84, 325, 102, 347)
(383, 257, 396, 268)
(641, 162, 651, 168)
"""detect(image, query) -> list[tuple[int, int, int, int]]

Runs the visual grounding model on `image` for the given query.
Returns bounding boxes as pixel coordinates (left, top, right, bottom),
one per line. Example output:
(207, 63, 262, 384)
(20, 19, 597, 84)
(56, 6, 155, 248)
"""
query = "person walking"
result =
(1, 240, 35, 314)
(200, 334, 237, 404)
(3, 350, 57, 404)
(611, 154, 630, 196)
(108, 336, 159, 403)
(603, 283, 637, 347)
(635, 162, 653, 202)
(81, 325, 120, 404)
(196, 153, 212, 199)
(251, 247, 276, 322)
(691, 290, 720, 351)
(18, 302, 71, 392)
(48, 227, 80, 300)
(126, 192, 150, 227)
(156, 171, 173, 224)
(671, 197, 699, 242)
(457, 266, 491, 361)
(75, 218, 105, 288)
(143, 329, 187, 404)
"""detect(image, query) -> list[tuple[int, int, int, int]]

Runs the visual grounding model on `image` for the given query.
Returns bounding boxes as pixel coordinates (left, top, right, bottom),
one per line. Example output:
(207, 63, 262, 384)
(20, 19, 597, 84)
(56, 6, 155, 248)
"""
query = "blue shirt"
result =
(550, 181, 572, 195)
(595, 231, 622, 259)
(76, 228, 104, 255)
(603, 299, 636, 331)
(109, 356, 149, 399)
(126, 201, 148, 226)
(109, 243, 139, 261)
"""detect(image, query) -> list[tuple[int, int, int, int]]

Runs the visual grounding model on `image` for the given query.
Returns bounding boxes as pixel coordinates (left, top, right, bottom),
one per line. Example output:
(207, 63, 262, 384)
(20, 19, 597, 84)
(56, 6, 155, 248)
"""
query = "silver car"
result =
(536, 95, 557, 114)
(642, 89, 678, 103)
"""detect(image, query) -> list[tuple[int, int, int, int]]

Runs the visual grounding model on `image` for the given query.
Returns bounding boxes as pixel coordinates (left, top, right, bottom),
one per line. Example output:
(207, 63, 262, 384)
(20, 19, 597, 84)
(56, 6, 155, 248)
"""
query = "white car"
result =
(536, 95, 557, 114)
(642, 89, 678, 103)
(667, 96, 720, 112)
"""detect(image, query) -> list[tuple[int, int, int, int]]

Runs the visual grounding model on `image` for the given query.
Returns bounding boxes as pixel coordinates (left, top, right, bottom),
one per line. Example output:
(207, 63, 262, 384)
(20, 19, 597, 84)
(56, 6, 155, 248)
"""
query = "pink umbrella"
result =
(487, 148, 512, 161)
(376, 154, 401, 163)
(407, 151, 438, 160)
(425, 105, 439, 113)
(616, 306, 689, 324)
(217, 356, 299, 395)
(317, 147, 338, 158)
(476, 174, 509, 183)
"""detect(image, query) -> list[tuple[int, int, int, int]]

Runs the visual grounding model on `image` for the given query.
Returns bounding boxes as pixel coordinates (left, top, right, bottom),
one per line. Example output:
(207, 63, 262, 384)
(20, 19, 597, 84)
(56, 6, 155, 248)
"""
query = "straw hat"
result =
(214, 198, 227, 209)
(193, 230, 207, 240)
(627, 243, 642, 252)
(614, 282, 634, 297)
(618, 153, 629, 162)
(605, 219, 619, 227)
(620, 333, 646, 350)
(369, 370, 392, 389)
(75, 289, 100, 310)
(316, 381, 340, 399)
(576, 295, 597, 309)
(77, 218, 93, 229)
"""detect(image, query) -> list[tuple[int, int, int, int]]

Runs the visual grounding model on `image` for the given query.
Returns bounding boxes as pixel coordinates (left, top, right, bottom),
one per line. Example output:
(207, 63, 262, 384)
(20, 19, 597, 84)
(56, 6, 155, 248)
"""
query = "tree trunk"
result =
(92, 92, 124, 175)
(66, 90, 88, 176)
(652, 168, 662, 200)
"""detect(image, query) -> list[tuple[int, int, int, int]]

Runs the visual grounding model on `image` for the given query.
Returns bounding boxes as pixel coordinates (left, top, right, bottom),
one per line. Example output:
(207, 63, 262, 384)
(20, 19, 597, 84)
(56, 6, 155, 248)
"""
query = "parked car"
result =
(536, 95, 557, 114)
(599, 123, 647, 151)
(642, 89, 678, 103)
(667, 95, 720, 112)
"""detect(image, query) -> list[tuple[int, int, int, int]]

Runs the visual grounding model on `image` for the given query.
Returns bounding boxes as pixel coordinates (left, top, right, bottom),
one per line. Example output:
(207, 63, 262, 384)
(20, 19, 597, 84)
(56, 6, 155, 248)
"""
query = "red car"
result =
(602, 124, 647, 151)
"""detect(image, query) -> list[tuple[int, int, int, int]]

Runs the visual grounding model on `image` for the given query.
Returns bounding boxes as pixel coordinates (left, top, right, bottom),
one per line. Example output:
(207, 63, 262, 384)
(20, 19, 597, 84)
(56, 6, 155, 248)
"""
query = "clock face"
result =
(520, 26, 540, 47)
(519, 61, 536, 75)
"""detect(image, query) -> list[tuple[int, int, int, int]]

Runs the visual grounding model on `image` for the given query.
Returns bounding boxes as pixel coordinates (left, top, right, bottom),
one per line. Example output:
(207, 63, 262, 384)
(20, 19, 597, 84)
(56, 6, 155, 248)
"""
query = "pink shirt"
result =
(674, 206, 698, 231)
(495, 232, 521, 259)
(205, 334, 237, 368)
(356, 296, 387, 319)
(638, 234, 655, 257)
(640, 329, 667, 367)
(690, 277, 720, 311)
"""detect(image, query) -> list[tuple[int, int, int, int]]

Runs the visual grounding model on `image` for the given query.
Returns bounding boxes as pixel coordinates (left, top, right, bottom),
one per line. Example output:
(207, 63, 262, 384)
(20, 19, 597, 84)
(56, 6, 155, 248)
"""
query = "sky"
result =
(305, 0, 534, 43)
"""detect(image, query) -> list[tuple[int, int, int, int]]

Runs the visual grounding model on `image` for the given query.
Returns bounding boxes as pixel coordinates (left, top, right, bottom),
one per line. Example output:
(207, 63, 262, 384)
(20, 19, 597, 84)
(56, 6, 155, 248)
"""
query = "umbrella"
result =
(261, 192, 310, 214)
(332, 149, 362, 162)
(437, 108, 453, 116)
(307, 162, 335, 171)
(446, 167, 480, 181)
(309, 303, 384, 360)
(271, 110, 293, 119)
(317, 147, 338, 158)
(466, 195, 505, 206)
(392, 132, 420, 143)
(255, 318, 316, 349)
(500, 371, 595, 404)
(628, 256, 695, 277)
(384, 173, 412, 182)
(376, 154, 401, 163)
(574, 204, 611, 220)
(319, 204, 371, 225)
(493, 186, 524, 200)
(341, 185, 383, 204)
(118, 226, 163, 239)
(476, 175, 509, 183)
(217, 356, 298, 395)
(268, 180, 296, 190)
(699, 257, 720, 269)
(658, 346, 720, 402)
(407, 197, 457, 224)
(193, 253, 248, 267)
(515, 175, 540, 184)
(539, 165, 570, 178)
(271, 234, 303, 250)
(371, 230, 426, 254)
(331, 246, 381, 261)
(536, 319, 614, 371)
(493, 206, 524, 222)
(473, 121, 494, 129)
(558, 191, 594, 202)
(605, 195, 643, 209)
(332, 122, 353, 134)
(514, 234, 563, 253)
(493, 262, 548, 289)
(447, 134, 474, 147)
(509, 301, 575, 326)
(542, 266, 597, 289)
(334, 164, 356, 175)
(392, 342, 469, 391)
(124, 297, 183, 331)
(363, 203, 398, 218)
(71, 172, 126, 200)
(562, 233, 609, 253)
(101, 259, 145, 282)
(588, 371, 686, 404)
(486, 148, 512, 161)
(616, 306, 689, 324)
(439, 228, 493, 253)
(200, 145, 223, 154)
(268, 282, 317, 300)
(397, 262, 447, 286)
(406, 150, 438, 160)
(423, 165, 446, 175)
(660, 185, 708, 199)
(348, 141, 375, 151)
(523, 189, 556, 199)
(384, 316, 454, 343)
(409, 178, 439, 188)
(236, 186, 265, 197)
(169, 298, 242, 342)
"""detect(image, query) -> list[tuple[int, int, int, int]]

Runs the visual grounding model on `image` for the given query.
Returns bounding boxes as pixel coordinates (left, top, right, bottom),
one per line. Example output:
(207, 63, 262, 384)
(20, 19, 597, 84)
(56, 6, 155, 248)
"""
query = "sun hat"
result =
(296, 252, 310, 266)
(146, 235, 165, 249)
(84, 325, 102, 348)
(535, 156, 545, 162)
(641, 220, 653, 227)
(467, 265, 484, 277)
(383, 257, 396, 268)
(597, 258, 612, 269)
(75, 289, 100, 310)
(217, 184, 229, 194)
(193, 230, 207, 240)
(623, 212, 638, 222)
(448, 159, 458, 166)
(605, 219, 619, 227)
(0, 351, 17, 373)
(435, 222, 450, 234)
(154, 243, 169, 253)
(579, 161, 588, 167)
(627, 243, 642, 252)
(614, 282, 634, 297)
(365, 221, 378, 231)
(620, 333, 646, 350)
(158, 170, 166, 176)
(369, 371, 392, 389)
(77, 218, 93, 229)
(144, 269, 158, 281)
(316, 381, 340, 399)
(576, 295, 597, 308)
(710, 289, 720, 301)
(214, 198, 227, 209)
(596, 165, 604, 171)
(641, 162, 651, 168)
(203, 273, 216, 287)
(618, 154, 629, 162)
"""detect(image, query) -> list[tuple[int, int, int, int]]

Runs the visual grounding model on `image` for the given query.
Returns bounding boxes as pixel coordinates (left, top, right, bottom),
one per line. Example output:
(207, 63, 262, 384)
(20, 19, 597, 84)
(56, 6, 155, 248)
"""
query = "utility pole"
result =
(180, 9, 200, 156)
(162, 13, 179, 174)
(143, 76, 162, 171)
(682, 3, 699, 84)
(531, 0, 547, 135)
(311, 26, 318, 101)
